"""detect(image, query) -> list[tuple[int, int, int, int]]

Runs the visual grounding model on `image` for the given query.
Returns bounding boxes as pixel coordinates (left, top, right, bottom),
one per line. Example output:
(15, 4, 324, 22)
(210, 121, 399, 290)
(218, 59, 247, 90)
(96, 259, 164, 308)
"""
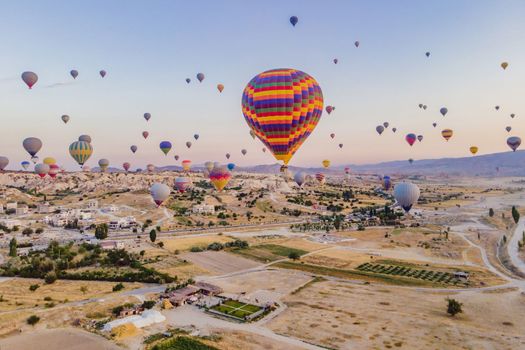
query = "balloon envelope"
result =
(130, 145, 137, 153)
(322, 159, 330, 168)
(69, 141, 93, 166)
(440, 107, 448, 116)
(99, 70, 106, 78)
(441, 129, 453, 141)
(123, 162, 131, 172)
(242, 68, 323, 166)
(43, 157, 56, 165)
(294, 171, 306, 186)
(227, 163, 235, 171)
(196, 73, 205, 82)
(21, 71, 38, 89)
(209, 167, 232, 191)
(289, 16, 298, 26)
(182, 160, 192, 172)
(382, 175, 391, 190)
(23, 137, 43, 157)
(405, 133, 416, 146)
(0, 157, 8, 171)
(175, 177, 191, 193)
(186, 141, 192, 148)
(217, 84, 224, 93)
(144, 113, 151, 121)
(21, 161, 30, 170)
(507, 136, 521, 152)
(98, 159, 109, 172)
(159, 141, 172, 155)
(469, 146, 478, 155)
(70, 70, 78, 79)
(61, 115, 70, 124)
(142, 131, 149, 139)
(394, 182, 420, 212)
(150, 183, 170, 206)
(78, 135, 92, 143)
(376, 125, 384, 135)
(35, 163, 50, 178)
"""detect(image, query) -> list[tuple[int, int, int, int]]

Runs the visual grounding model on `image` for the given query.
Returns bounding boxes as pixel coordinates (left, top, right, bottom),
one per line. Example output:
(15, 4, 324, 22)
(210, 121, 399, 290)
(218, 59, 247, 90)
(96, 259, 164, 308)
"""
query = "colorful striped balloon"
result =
(209, 167, 232, 192)
(441, 129, 453, 141)
(182, 160, 191, 172)
(241, 68, 324, 166)
(69, 141, 93, 166)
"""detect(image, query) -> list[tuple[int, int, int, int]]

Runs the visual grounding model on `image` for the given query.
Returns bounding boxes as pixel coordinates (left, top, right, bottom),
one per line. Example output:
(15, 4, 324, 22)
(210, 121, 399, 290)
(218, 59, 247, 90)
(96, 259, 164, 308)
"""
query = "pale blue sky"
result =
(0, 0, 524, 170)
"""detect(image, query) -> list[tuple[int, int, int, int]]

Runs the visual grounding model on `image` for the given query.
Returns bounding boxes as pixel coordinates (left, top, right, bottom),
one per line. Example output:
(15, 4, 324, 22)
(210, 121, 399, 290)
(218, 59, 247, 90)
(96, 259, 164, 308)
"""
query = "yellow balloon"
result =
(43, 157, 56, 165)
(322, 159, 331, 168)
(469, 146, 478, 155)
(501, 62, 509, 70)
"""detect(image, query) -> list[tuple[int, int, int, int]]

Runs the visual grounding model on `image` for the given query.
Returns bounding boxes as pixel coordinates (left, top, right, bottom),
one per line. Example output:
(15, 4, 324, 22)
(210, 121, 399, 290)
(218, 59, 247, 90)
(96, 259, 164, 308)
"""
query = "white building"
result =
(37, 202, 55, 214)
(108, 216, 136, 230)
(103, 205, 119, 213)
(103, 310, 165, 332)
(15, 205, 29, 215)
(85, 200, 98, 210)
(99, 240, 125, 250)
(6, 202, 17, 210)
(192, 204, 215, 215)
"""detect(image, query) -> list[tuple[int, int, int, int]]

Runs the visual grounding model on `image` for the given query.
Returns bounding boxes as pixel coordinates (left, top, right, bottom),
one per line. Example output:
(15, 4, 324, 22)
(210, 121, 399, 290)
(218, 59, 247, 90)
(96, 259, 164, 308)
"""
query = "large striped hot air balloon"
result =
(441, 129, 453, 141)
(98, 159, 109, 172)
(48, 164, 59, 178)
(382, 175, 392, 190)
(174, 177, 191, 193)
(182, 160, 191, 172)
(209, 166, 231, 192)
(315, 173, 325, 185)
(241, 68, 323, 167)
(69, 141, 93, 166)
(159, 141, 172, 155)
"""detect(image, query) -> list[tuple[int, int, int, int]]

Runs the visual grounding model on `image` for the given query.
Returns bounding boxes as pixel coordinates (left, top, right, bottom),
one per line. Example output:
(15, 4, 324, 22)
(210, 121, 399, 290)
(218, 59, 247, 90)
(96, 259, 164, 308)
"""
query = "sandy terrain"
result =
(161, 235, 234, 251)
(182, 251, 261, 274)
(0, 328, 122, 350)
(269, 280, 525, 349)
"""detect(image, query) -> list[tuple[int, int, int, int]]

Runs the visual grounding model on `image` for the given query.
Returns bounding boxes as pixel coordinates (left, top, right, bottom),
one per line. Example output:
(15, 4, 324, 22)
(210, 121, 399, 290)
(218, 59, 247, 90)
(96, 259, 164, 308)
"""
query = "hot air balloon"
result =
(69, 141, 93, 166)
(242, 68, 323, 167)
(82, 165, 91, 172)
(35, 163, 50, 178)
(79, 135, 91, 143)
(315, 173, 325, 185)
(392, 127, 397, 133)
(394, 182, 420, 212)
(333, 58, 338, 64)
(174, 155, 179, 161)
(510, 113, 516, 118)
(23, 137, 43, 157)
(294, 171, 306, 187)
(150, 183, 170, 207)
(507, 136, 521, 152)
(196, 73, 205, 82)
(209, 167, 231, 191)
(440, 107, 448, 117)
(417, 135, 423, 142)
(175, 177, 191, 193)
(99, 70, 106, 78)
(326, 106, 333, 114)
(322, 159, 330, 168)
(217, 84, 224, 93)
(98, 159, 109, 172)
(61, 115, 70, 124)
(501, 62, 508, 70)
(330, 133, 335, 139)
(123, 162, 131, 172)
(418, 104, 423, 108)
(344, 167, 350, 174)
(441, 129, 453, 141)
(382, 175, 392, 190)
(48, 164, 59, 178)
(225, 153, 231, 159)
(43, 157, 56, 165)
(262, 148, 266, 153)
(130, 145, 138, 153)
(0, 157, 8, 171)
(408, 158, 414, 164)
(425, 52, 430, 57)
(144, 113, 151, 121)
(495, 105, 500, 111)
(383, 122, 389, 128)
(70, 70, 78, 79)
(432, 123, 437, 128)
(354, 41, 360, 47)
(241, 149, 247, 156)
(376, 125, 385, 135)
(338, 143, 343, 149)
(186, 78, 190, 84)
(506, 126, 512, 132)
(469, 146, 478, 155)
(159, 141, 172, 155)
(31, 156, 39, 164)
(227, 163, 235, 171)
(204, 161, 214, 172)
(21, 71, 38, 89)
(147, 164, 155, 172)
(191, 134, 199, 142)
(182, 160, 192, 172)
(405, 133, 416, 146)
(21, 161, 30, 170)
(423, 105, 427, 110)
(186, 141, 192, 149)
(142, 131, 149, 139)
(289, 16, 298, 26)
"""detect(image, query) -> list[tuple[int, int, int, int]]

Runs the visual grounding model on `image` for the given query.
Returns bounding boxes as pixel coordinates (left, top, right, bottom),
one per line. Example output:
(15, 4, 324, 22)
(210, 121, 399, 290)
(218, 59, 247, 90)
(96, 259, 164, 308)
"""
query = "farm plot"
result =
(210, 299, 262, 320)
(356, 262, 460, 284)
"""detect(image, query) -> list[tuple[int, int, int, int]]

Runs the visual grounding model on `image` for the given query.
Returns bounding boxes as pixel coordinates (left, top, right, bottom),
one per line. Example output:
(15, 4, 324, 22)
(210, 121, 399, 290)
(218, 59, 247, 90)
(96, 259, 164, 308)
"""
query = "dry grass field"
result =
(160, 235, 234, 252)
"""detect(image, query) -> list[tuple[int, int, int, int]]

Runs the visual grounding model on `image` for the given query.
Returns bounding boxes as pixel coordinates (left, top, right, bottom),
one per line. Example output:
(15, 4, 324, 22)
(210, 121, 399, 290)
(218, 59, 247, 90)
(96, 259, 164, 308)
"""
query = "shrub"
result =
(44, 271, 57, 284)
(113, 283, 125, 292)
(142, 300, 156, 309)
(29, 284, 40, 292)
(446, 298, 463, 316)
(27, 315, 40, 326)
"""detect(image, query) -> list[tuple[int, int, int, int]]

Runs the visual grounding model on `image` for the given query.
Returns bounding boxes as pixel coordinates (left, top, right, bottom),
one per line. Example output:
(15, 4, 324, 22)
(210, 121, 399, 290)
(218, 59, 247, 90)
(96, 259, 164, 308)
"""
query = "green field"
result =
(230, 244, 307, 263)
(356, 262, 461, 284)
(210, 299, 262, 320)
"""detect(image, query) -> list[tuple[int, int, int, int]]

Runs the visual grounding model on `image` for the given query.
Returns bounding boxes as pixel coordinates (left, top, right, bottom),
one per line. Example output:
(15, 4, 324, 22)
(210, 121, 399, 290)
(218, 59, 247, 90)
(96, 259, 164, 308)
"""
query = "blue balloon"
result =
(290, 16, 298, 26)
(227, 163, 235, 171)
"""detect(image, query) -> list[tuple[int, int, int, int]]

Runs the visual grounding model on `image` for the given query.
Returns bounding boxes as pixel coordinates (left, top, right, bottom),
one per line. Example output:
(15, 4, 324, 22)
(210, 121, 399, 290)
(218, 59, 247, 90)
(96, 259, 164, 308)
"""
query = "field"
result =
(210, 299, 262, 320)
(230, 244, 308, 263)
(181, 251, 261, 274)
(268, 280, 525, 349)
(161, 235, 234, 252)
(357, 262, 461, 285)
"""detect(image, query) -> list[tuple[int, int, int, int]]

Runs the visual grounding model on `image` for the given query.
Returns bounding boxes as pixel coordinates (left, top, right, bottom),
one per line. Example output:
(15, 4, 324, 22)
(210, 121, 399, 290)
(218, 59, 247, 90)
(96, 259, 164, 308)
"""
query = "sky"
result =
(1, 0, 525, 170)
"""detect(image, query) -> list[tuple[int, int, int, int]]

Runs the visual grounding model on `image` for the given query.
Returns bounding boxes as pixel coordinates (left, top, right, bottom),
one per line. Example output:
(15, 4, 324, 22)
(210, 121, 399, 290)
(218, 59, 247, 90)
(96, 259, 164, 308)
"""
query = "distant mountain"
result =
(91, 150, 525, 176)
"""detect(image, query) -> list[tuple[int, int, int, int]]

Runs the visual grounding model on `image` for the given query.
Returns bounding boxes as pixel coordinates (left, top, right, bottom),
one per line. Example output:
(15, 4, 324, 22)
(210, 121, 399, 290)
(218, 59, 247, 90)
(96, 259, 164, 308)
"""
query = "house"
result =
(6, 202, 17, 210)
(103, 310, 165, 332)
(454, 271, 470, 282)
(15, 205, 29, 215)
(85, 200, 98, 210)
(103, 205, 118, 213)
(194, 282, 223, 296)
(192, 204, 215, 215)
(108, 217, 137, 230)
(99, 240, 125, 250)
(162, 282, 223, 307)
(166, 285, 200, 307)
(37, 202, 55, 214)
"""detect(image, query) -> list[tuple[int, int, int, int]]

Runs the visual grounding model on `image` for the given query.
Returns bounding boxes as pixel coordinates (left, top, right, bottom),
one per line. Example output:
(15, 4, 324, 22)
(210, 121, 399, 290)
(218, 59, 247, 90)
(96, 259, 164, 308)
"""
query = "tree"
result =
(22, 228, 34, 236)
(29, 284, 40, 292)
(95, 223, 108, 240)
(489, 208, 494, 217)
(8, 238, 17, 257)
(149, 229, 157, 243)
(44, 271, 57, 284)
(446, 298, 463, 317)
(27, 315, 40, 326)
(142, 300, 156, 309)
(512, 206, 520, 224)
(113, 283, 125, 292)
(288, 251, 300, 260)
